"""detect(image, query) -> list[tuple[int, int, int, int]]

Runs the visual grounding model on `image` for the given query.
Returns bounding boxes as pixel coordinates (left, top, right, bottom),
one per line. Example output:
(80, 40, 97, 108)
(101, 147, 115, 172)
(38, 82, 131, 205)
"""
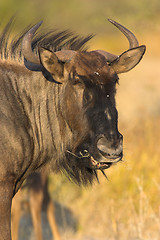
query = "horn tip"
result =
(34, 21, 43, 30)
(108, 18, 114, 23)
(107, 18, 118, 26)
(38, 20, 43, 27)
(28, 21, 43, 35)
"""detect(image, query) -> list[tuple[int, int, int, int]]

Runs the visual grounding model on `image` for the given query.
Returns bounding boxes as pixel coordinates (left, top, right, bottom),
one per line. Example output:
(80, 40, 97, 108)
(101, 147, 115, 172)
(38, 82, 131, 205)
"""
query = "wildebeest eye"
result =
(83, 89, 93, 104)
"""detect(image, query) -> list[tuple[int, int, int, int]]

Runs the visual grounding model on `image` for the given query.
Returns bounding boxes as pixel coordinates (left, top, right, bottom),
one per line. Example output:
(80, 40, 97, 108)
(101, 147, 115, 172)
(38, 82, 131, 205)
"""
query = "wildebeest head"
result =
(22, 19, 146, 184)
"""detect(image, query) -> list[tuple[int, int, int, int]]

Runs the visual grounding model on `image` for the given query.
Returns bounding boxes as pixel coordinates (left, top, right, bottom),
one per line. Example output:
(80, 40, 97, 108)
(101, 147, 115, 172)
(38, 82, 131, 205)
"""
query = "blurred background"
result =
(1, 0, 160, 239)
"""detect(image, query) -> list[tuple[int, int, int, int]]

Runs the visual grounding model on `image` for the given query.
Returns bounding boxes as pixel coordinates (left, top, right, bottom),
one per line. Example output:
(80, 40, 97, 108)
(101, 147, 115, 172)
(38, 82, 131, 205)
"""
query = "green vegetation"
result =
(0, 0, 160, 34)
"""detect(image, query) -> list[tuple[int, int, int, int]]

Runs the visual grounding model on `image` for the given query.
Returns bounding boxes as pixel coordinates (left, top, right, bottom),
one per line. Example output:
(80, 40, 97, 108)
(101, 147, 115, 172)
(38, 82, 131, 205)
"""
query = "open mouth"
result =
(67, 149, 123, 170)
(90, 155, 122, 170)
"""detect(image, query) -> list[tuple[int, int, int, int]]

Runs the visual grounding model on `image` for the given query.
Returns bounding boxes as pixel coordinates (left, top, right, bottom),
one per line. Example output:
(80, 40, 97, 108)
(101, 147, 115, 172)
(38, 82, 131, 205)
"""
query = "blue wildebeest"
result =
(0, 18, 146, 240)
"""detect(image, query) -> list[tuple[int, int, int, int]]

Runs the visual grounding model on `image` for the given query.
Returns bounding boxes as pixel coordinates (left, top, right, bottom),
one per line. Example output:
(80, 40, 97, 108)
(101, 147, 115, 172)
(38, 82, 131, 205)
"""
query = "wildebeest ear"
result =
(38, 47, 64, 79)
(110, 45, 146, 74)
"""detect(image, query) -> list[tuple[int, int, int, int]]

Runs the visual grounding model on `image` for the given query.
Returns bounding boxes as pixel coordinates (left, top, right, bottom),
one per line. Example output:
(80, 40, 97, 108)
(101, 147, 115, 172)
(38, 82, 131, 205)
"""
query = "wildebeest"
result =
(12, 172, 61, 240)
(0, 18, 145, 240)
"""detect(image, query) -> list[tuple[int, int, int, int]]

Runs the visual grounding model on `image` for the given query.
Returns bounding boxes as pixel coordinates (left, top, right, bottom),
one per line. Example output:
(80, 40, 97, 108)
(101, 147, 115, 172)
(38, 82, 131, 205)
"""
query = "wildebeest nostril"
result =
(97, 136, 123, 157)
(97, 137, 110, 153)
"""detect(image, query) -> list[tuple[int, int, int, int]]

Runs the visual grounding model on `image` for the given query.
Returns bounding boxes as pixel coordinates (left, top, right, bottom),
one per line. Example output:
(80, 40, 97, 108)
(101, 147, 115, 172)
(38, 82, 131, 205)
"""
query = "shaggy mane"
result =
(0, 17, 94, 63)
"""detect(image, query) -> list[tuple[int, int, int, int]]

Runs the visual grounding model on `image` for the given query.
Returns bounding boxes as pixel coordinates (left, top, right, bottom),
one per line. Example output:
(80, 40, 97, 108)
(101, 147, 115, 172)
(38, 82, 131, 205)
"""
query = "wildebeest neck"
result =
(0, 62, 73, 186)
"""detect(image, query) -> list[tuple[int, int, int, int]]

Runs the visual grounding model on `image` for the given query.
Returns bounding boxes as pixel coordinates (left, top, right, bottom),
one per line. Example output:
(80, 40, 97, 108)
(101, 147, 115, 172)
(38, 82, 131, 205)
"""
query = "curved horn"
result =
(22, 22, 76, 71)
(108, 19, 139, 49)
(22, 21, 42, 65)
(95, 19, 139, 62)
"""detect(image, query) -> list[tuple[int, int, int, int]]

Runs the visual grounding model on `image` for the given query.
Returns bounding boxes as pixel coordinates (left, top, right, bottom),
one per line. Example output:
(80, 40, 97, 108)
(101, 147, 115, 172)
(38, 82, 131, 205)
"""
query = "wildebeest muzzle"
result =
(73, 132, 123, 171)
(95, 133, 123, 166)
